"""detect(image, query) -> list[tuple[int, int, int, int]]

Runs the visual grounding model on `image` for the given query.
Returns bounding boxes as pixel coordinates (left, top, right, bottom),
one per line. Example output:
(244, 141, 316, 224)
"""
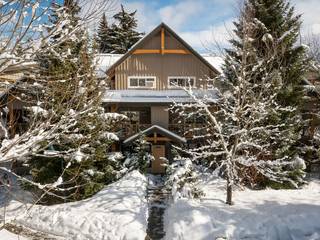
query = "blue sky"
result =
(98, 0, 320, 53)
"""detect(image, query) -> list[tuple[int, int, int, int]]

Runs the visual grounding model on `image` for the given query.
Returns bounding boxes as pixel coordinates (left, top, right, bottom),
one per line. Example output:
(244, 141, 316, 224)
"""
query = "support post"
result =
(161, 28, 165, 55)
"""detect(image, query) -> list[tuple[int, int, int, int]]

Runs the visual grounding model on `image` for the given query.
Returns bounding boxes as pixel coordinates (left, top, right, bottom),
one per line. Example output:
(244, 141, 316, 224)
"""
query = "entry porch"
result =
(123, 125, 186, 174)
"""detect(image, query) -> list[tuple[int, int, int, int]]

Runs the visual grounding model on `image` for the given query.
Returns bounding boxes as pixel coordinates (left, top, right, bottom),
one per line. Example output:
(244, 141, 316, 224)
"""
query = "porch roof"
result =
(103, 89, 219, 103)
(123, 125, 187, 144)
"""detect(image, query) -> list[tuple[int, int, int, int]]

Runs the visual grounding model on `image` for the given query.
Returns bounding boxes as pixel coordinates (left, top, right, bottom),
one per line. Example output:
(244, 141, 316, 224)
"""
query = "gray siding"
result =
(114, 30, 216, 90)
(151, 106, 169, 128)
(115, 54, 214, 90)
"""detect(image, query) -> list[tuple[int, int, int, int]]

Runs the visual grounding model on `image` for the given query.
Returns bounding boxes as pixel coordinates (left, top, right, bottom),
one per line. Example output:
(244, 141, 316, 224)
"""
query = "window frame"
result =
(128, 76, 156, 89)
(168, 76, 196, 89)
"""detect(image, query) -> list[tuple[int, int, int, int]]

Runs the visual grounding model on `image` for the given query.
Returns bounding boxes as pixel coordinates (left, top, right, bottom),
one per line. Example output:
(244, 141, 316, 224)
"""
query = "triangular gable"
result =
(123, 125, 187, 145)
(106, 22, 220, 76)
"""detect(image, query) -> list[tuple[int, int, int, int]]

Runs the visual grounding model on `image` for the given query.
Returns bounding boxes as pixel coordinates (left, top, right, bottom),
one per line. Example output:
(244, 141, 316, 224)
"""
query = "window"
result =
(128, 76, 156, 89)
(168, 76, 196, 88)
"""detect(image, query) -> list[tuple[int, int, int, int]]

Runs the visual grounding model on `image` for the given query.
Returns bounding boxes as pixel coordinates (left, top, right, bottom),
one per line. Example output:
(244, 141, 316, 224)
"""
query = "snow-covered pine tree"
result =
(0, 1, 126, 202)
(172, 1, 306, 205)
(123, 134, 153, 173)
(165, 150, 204, 201)
(109, 4, 143, 54)
(224, 0, 308, 105)
(96, 13, 113, 53)
(224, 0, 309, 181)
(24, 1, 127, 202)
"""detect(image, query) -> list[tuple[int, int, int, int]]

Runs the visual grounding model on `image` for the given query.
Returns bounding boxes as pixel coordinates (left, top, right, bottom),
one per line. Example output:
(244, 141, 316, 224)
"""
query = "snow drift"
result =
(3, 170, 148, 240)
(164, 178, 320, 240)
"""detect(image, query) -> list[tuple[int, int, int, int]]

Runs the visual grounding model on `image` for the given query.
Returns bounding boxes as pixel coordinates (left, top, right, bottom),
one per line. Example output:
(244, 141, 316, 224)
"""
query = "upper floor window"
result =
(168, 76, 196, 88)
(128, 76, 156, 89)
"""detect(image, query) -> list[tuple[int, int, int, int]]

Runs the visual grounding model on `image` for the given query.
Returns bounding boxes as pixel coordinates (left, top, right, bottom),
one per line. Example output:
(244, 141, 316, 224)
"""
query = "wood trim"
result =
(132, 49, 190, 55)
(154, 132, 157, 144)
(133, 49, 161, 54)
(161, 27, 165, 55)
(163, 49, 190, 54)
(110, 104, 118, 113)
(145, 137, 172, 142)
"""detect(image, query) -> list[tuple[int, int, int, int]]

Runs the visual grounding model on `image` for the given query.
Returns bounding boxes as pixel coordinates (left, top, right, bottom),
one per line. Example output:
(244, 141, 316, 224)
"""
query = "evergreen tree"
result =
(224, 0, 308, 105)
(123, 135, 152, 173)
(223, 0, 309, 175)
(110, 4, 143, 53)
(27, 1, 126, 202)
(96, 13, 113, 53)
(173, 0, 306, 204)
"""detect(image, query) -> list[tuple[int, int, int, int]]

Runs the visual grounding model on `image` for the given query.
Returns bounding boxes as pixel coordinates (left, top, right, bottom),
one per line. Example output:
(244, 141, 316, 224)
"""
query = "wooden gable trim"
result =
(133, 49, 190, 55)
(163, 49, 190, 54)
(132, 27, 190, 55)
(106, 23, 220, 76)
(133, 49, 161, 54)
(161, 27, 165, 55)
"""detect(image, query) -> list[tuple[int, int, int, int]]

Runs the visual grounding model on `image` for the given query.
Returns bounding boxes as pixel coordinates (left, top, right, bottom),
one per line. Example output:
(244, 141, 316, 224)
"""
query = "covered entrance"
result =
(123, 125, 186, 174)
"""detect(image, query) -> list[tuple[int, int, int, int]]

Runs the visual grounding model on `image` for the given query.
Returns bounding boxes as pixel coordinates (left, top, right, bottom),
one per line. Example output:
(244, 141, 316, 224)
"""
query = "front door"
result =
(151, 145, 166, 174)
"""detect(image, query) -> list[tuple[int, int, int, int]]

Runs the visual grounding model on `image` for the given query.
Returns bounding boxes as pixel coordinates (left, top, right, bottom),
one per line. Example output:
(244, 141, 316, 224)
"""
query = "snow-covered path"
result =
(164, 178, 320, 240)
(2, 171, 148, 240)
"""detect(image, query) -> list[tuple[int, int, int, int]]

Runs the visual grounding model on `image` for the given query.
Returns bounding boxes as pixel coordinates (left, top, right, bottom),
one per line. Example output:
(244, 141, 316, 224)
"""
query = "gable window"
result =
(128, 76, 156, 89)
(168, 76, 196, 88)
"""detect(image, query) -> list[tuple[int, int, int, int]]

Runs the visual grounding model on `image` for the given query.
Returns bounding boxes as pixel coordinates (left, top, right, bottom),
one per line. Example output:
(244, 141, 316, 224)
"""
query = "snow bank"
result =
(0, 229, 29, 240)
(4, 171, 148, 240)
(164, 178, 320, 240)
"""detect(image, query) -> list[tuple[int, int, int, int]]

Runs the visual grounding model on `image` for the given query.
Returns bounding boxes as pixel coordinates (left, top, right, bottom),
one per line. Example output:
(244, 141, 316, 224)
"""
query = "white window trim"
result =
(168, 76, 196, 89)
(128, 76, 156, 89)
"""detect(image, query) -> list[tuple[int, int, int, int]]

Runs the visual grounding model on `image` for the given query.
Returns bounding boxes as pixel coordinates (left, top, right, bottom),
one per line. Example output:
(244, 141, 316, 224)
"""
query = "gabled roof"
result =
(123, 125, 187, 144)
(106, 22, 221, 76)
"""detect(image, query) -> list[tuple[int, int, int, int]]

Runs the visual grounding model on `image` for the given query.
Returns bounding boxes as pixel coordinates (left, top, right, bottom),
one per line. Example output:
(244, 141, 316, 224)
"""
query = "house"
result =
(0, 62, 37, 138)
(100, 23, 222, 173)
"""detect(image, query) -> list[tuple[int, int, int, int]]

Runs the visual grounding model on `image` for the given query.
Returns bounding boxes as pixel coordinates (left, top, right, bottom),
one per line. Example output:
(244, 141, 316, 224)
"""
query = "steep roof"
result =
(106, 22, 221, 76)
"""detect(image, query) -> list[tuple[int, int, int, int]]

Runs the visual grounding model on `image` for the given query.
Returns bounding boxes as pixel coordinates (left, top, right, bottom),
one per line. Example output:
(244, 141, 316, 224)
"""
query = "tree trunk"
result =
(226, 178, 233, 205)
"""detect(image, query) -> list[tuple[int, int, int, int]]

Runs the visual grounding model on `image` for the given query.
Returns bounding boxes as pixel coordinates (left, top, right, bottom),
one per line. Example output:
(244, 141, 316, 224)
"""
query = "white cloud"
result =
(87, 0, 320, 52)
(159, 1, 204, 30)
(180, 20, 234, 53)
(292, 0, 320, 35)
(122, 1, 159, 32)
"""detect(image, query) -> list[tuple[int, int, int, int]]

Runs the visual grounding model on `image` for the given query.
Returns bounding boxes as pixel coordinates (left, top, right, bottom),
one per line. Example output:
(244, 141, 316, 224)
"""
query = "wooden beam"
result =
(133, 49, 161, 54)
(111, 143, 117, 152)
(161, 28, 165, 55)
(163, 49, 190, 54)
(110, 104, 118, 113)
(146, 137, 172, 142)
(154, 132, 157, 144)
(132, 49, 190, 55)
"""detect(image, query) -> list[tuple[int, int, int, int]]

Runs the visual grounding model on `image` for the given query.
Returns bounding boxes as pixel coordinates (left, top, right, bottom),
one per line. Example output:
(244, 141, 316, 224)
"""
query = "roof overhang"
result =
(123, 125, 187, 145)
(103, 89, 220, 104)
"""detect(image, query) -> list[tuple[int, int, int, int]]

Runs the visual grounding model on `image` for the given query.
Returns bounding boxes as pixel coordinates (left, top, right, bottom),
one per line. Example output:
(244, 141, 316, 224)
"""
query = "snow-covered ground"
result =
(164, 177, 320, 240)
(0, 229, 29, 240)
(2, 170, 148, 240)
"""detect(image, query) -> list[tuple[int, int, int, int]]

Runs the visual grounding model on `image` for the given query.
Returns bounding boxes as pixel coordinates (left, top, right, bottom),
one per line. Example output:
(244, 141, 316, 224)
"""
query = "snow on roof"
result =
(123, 125, 186, 144)
(95, 54, 123, 78)
(202, 55, 224, 73)
(95, 53, 224, 78)
(103, 89, 219, 103)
